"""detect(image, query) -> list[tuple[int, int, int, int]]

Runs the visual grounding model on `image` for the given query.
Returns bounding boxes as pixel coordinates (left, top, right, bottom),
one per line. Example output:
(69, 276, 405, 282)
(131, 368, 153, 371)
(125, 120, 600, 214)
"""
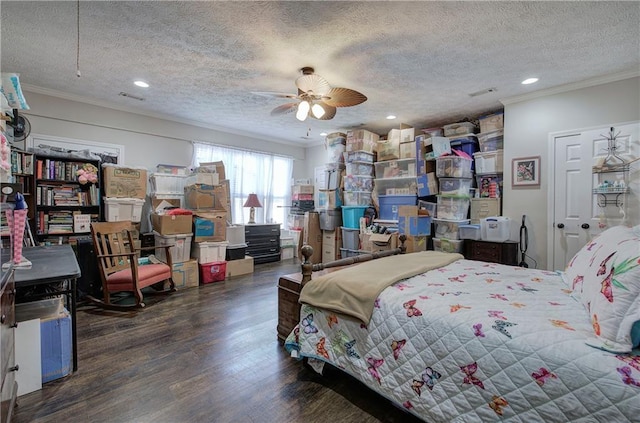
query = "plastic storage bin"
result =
(436, 156, 473, 178)
(474, 150, 504, 174)
(481, 217, 511, 242)
(346, 162, 375, 176)
(344, 175, 374, 191)
(418, 200, 437, 217)
(343, 191, 372, 206)
(374, 158, 417, 178)
(374, 176, 417, 196)
(439, 178, 472, 196)
(433, 238, 464, 253)
(433, 218, 470, 240)
(319, 209, 343, 230)
(103, 197, 145, 223)
(443, 122, 477, 137)
(478, 130, 504, 152)
(150, 173, 188, 195)
(459, 224, 482, 240)
(479, 111, 504, 133)
(226, 225, 245, 245)
(225, 243, 247, 261)
(154, 232, 193, 263)
(326, 132, 347, 163)
(378, 195, 417, 221)
(436, 195, 470, 220)
(343, 150, 375, 163)
(192, 240, 229, 263)
(342, 206, 368, 229)
(341, 227, 360, 250)
(200, 261, 227, 284)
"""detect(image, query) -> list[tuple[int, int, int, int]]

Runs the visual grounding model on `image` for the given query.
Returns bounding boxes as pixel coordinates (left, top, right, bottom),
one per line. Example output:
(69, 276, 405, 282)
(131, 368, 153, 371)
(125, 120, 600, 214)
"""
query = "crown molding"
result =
(21, 83, 314, 148)
(500, 70, 640, 106)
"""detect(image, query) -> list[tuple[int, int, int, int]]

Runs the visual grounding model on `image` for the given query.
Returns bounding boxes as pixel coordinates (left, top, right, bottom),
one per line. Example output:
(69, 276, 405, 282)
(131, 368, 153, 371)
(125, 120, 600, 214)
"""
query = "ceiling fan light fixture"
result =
(296, 100, 310, 121)
(311, 103, 325, 119)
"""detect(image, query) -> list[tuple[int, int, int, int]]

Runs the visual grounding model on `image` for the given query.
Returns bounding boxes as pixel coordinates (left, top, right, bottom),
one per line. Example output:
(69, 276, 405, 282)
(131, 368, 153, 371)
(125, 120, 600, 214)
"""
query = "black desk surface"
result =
(14, 244, 81, 286)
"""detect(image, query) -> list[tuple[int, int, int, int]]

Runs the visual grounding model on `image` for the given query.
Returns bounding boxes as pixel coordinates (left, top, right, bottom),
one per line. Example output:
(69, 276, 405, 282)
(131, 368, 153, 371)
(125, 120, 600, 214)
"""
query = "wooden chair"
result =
(89, 221, 176, 309)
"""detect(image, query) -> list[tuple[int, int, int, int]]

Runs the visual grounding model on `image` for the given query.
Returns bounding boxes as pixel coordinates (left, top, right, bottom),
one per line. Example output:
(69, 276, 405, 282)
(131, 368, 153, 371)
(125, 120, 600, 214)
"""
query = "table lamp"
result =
(244, 193, 262, 224)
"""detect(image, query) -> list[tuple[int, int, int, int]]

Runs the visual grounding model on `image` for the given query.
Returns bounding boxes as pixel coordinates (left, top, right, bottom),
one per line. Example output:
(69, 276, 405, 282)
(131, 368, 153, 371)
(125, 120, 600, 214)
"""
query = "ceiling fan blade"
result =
(323, 87, 367, 107)
(311, 102, 336, 120)
(296, 74, 331, 96)
(270, 102, 299, 116)
(253, 91, 299, 99)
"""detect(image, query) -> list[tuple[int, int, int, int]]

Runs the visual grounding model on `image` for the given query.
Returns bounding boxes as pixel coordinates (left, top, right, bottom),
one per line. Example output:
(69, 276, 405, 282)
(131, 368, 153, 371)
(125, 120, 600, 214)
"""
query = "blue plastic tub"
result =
(341, 206, 368, 229)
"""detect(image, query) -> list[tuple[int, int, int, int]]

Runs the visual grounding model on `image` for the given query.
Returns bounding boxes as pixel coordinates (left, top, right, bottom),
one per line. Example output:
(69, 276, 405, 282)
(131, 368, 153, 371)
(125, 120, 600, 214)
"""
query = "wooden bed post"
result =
(300, 245, 314, 286)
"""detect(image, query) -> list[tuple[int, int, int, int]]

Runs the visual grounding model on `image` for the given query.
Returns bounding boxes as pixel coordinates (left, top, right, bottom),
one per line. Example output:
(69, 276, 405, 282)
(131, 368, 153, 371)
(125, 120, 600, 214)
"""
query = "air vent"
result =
(119, 92, 145, 101)
(468, 87, 497, 98)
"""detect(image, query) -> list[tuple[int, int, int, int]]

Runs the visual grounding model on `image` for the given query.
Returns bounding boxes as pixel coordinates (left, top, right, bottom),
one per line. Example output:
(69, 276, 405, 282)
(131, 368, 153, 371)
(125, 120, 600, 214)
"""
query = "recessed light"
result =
(386, 115, 397, 120)
(521, 78, 539, 85)
(134, 80, 149, 88)
(320, 132, 328, 137)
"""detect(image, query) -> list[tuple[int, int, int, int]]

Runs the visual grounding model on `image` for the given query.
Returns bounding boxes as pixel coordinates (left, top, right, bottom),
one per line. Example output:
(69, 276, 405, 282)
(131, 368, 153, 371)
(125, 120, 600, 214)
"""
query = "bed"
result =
(284, 225, 640, 422)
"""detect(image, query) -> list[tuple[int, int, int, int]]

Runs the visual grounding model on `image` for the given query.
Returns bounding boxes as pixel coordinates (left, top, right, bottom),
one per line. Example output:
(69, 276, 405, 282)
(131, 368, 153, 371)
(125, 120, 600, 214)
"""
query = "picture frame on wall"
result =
(512, 156, 541, 187)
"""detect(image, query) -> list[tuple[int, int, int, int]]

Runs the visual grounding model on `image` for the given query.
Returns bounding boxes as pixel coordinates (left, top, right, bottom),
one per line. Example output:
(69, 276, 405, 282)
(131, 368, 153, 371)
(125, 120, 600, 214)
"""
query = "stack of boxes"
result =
(472, 111, 505, 224)
(102, 164, 147, 224)
(340, 129, 379, 258)
(432, 121, 477, 253)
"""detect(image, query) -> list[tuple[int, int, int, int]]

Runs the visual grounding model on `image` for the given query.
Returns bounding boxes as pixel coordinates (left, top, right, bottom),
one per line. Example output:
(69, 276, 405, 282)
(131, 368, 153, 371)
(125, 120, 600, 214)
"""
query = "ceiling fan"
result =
(254, 67, 367, 121)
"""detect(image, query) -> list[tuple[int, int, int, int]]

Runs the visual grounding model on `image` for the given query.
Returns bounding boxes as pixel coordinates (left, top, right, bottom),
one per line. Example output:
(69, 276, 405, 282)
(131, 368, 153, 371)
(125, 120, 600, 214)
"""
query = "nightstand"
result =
(463, 239, 518, 265)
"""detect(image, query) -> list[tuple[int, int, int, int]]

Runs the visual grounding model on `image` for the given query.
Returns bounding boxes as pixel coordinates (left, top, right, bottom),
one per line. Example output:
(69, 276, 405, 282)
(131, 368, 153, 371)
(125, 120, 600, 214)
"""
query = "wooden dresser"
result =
(0, 266, 17, 423)
(463, 240, 518, 265)
(245, 224, 281, 264)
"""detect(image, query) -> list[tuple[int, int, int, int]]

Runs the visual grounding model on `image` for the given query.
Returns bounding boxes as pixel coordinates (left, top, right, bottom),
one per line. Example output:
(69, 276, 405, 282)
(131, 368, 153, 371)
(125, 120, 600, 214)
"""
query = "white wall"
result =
(21, 91, 309, 178)
(503, 76, 640, 270)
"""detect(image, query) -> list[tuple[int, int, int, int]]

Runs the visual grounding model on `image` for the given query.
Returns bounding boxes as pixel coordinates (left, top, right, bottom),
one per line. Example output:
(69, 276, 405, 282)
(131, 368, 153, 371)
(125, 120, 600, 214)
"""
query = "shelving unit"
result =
(592, 127, 630, 209)
(34, 154, 101, 243)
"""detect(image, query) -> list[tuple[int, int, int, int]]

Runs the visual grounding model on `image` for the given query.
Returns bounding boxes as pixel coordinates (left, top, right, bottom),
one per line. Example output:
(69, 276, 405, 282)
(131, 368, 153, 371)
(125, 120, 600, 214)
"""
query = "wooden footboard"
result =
(300, 234, 407, 286)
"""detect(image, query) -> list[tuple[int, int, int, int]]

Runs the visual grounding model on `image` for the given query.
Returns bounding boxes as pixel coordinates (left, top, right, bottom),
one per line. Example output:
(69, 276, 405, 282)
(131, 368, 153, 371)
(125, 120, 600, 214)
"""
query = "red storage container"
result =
(200, 261, 227, 284)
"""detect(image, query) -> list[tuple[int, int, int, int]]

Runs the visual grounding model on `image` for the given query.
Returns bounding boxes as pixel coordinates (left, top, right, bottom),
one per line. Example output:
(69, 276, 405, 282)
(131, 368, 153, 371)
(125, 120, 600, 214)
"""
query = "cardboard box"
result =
(192, 211, 227, 242)
(198, 161, 226, 180)
(151, 213, 193, 235)
(172, 259, 199, 289)
(346, 129, 380, 153)
(417, 173, 438, 197)
(186, 172, 219, 186)
(225, 256, 254, 277)
(360, 232, 398, 252)
(73, 214, 91, 233)
(303, 211, 322, 264)
(151, 196, 181, 211)
(400, 141, 416, 159)
(292, 185, 314, 195)
(388, 124, 415, 143)
(317, 189, 342, 210)
(102, 165, 148, 199)
(322, 229, 342, 263)
(184, 184, 227, 210)
(377, 138, 400, 161)
(398, 205, 432, 236)
(402, 235, 428, 253)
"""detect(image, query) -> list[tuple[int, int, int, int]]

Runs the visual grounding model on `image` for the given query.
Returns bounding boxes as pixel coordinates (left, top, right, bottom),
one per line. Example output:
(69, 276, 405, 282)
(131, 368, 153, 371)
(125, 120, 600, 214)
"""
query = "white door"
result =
(550, 123, 638, 271)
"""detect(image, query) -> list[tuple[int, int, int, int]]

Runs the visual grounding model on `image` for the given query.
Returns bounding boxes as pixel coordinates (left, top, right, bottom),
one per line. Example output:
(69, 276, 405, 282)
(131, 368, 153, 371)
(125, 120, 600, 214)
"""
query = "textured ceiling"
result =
(2, 1, 639, 146)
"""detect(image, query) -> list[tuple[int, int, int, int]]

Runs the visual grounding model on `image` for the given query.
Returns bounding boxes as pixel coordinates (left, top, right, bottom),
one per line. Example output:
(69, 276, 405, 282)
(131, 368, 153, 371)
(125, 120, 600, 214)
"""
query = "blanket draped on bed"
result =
(299, 251, 463, 324)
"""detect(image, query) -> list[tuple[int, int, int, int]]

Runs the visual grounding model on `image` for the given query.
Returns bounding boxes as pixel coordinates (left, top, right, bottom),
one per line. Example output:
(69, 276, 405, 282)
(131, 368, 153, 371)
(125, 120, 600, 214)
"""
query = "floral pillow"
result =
(563, 225, 640, 353)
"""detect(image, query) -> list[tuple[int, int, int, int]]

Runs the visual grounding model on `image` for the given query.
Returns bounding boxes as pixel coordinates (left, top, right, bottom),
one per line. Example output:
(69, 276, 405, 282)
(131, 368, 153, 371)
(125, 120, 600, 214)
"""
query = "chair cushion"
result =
(107, 263, 172, 292)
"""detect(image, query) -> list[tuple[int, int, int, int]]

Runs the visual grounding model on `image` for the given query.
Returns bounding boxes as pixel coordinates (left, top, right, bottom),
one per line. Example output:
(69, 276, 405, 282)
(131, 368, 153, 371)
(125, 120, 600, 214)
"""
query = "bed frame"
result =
(299, 234, 407, 286)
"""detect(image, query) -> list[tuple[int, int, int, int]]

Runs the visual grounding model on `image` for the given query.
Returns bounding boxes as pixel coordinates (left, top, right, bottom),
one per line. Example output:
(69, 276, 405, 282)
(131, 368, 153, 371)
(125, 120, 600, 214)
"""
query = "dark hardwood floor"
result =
(13, 258, 424, 423)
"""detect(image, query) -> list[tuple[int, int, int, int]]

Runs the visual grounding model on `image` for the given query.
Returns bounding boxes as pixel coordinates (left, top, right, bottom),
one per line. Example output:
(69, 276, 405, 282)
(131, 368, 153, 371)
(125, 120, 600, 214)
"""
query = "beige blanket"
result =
(299, 251, 463, 324)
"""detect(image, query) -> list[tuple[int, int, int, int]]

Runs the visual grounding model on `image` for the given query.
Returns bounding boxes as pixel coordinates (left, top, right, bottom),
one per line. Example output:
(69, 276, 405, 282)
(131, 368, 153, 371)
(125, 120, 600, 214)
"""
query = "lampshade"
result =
(243, 193, 262, 208)
(296, 100, 310, 121)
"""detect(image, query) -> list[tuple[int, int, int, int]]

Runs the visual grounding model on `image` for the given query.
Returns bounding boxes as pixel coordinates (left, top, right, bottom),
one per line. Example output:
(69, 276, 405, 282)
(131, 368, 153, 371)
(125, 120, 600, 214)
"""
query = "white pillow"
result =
(564, 225, 640, 353)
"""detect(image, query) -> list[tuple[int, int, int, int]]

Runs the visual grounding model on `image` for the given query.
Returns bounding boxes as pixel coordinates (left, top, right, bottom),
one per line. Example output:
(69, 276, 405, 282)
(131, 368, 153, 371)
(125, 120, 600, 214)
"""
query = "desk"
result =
(14, 245, 80, 372)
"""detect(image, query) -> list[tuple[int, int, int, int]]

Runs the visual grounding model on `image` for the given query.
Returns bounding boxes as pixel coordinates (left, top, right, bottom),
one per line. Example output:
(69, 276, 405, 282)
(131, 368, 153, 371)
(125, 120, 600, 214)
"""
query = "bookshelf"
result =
(34, 154, 101, 243)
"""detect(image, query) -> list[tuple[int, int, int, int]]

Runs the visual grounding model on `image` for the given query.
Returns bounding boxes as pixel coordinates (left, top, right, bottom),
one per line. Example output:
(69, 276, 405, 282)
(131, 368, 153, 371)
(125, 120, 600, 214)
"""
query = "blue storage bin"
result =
(41, 312, 72, 383)
(450, 136, 479, 170)
(341, 206, 368, 229)
(378, 195, 417, 221)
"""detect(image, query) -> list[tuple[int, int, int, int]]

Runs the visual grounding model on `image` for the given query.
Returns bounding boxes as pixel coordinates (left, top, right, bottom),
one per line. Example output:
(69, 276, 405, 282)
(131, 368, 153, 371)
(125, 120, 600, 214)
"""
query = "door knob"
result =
(557, 223, 564, 229)
(581, 223, 590, 229)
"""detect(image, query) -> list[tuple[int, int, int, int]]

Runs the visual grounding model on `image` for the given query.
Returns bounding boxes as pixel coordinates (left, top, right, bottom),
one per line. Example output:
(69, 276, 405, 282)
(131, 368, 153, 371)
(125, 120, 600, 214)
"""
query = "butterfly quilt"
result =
(286, 258, 640, 422)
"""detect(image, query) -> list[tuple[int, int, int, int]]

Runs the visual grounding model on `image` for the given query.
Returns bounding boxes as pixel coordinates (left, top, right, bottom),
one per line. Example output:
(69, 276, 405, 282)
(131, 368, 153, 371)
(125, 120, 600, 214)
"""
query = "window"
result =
(192, 142, 293, 225)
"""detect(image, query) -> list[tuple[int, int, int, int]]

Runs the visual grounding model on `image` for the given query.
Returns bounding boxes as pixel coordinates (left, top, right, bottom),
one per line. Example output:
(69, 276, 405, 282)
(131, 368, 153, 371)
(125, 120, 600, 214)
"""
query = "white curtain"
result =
(192, 142, 293, 226)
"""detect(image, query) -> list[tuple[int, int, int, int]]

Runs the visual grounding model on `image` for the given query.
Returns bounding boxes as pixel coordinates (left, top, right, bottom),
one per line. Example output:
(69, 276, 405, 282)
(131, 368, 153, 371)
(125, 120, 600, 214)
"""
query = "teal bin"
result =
(341, 206, 368, 229)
